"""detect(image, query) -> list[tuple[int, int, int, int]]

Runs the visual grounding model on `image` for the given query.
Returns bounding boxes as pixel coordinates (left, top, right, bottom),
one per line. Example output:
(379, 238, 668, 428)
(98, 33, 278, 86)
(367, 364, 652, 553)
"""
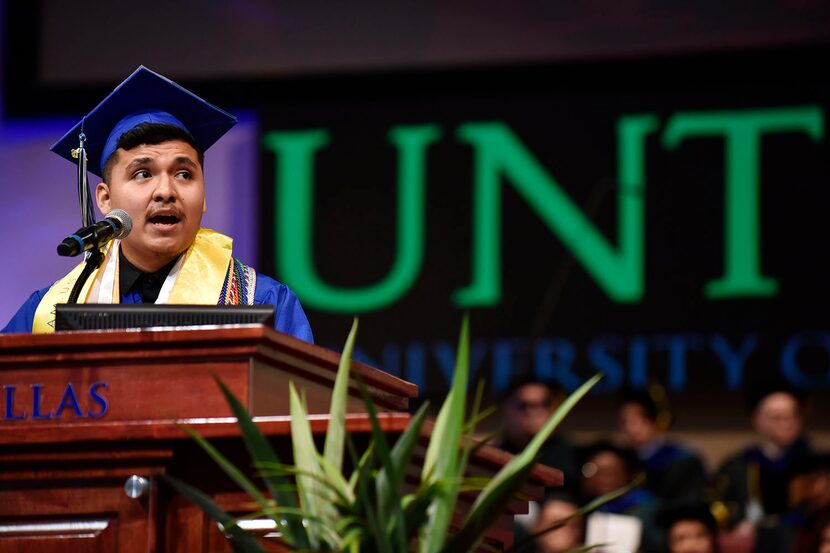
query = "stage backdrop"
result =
(256, 51, 830, 430)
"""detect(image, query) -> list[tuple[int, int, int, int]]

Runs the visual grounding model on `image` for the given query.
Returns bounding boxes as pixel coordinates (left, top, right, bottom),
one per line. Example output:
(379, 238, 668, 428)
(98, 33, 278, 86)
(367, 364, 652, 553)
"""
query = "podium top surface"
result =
(0, 324, 418, 401)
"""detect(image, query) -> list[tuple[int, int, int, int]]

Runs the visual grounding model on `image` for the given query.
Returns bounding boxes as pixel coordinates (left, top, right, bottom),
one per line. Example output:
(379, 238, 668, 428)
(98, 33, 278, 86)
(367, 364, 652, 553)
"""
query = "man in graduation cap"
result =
(1, 67, 312, 341)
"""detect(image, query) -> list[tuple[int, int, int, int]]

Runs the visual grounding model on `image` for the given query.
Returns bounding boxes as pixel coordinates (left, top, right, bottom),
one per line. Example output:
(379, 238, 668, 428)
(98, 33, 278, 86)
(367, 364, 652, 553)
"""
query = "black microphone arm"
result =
(57, 209, 133, 257)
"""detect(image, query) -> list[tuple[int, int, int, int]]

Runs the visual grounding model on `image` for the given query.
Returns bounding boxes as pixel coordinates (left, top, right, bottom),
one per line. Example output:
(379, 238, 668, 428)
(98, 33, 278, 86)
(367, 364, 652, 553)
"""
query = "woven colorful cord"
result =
(218, 258, 257, 305)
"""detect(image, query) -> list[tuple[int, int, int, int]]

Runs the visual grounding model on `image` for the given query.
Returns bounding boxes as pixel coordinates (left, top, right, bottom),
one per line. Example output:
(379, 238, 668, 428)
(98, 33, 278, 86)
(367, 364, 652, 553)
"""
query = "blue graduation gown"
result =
(1, 273, 313, 343)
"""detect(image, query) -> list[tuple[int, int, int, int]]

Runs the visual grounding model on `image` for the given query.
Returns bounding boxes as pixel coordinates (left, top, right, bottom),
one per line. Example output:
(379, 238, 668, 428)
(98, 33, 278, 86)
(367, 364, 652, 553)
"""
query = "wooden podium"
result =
(0, 326, 561, 552)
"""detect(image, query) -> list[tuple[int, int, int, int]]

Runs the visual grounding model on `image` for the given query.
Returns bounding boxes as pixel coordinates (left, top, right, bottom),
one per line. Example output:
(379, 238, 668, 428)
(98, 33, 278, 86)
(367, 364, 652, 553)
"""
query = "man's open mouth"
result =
(148, 214, 180, 227)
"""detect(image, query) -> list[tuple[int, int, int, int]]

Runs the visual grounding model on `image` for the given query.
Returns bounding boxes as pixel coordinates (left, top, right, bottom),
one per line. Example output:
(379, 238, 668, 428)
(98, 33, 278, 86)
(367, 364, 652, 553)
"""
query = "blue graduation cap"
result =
(51, 66, 238, 179)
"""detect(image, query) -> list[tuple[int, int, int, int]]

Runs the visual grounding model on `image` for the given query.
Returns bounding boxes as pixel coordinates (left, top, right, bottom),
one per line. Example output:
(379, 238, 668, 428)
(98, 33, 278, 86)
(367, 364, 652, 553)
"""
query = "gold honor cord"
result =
(33, 229, 235, 333)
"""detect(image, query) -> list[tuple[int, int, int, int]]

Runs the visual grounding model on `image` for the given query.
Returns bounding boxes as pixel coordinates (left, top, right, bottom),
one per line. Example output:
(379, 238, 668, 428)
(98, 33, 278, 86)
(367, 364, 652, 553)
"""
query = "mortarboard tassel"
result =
(66, 126, 106, 303)
(74, 127, 95, 230)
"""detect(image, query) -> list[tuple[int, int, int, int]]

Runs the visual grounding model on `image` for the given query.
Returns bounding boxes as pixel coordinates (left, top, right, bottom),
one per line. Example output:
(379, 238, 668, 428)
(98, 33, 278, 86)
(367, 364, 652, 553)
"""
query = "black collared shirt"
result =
(119, 250, 181, 304)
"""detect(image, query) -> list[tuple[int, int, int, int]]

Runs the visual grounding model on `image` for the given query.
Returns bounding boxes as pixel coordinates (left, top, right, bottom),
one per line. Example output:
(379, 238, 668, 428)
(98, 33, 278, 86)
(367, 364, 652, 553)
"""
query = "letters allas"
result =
(2, 382, 108, 421)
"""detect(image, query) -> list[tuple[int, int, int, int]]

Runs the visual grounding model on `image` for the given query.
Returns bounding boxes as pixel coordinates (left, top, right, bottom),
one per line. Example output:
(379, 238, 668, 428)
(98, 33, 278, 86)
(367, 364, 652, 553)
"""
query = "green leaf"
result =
(348, 442, 374, 491)
(179, 426, 272, 514)
(357, 378, 408, 553)
(419, 314, 471, 553)
(376, 401, 429, 516)
(162, 474, 265, 553)
(352, 435, 390, 553)
(455, 380, 487, 501)
(445, 373, 603, 553)
(334, 515, 361, 534)
(403, 480, 443, 542)
(212, 375, 308, 549)
(257, 463, 351, 505)
(289, 382, 327, 550)
(341, 526, 364, 553)
(317, 453, 356, 505)
(323, 318, 358, 475)
(559, 545, 607, 553)
(461, 405, 497, 436)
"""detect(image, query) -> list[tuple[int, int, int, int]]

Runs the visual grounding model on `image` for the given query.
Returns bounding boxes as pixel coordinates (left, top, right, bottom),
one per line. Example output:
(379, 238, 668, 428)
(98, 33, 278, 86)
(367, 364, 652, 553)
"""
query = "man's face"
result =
(619, 402, 659, 449)
(668, 520, 715, 553)
(96, 140, 205, 272)
(581, 451, 628, 498)
(752, 392, 801, 450)
(504, 384, 554, 447)
(533, 499, 583, 553)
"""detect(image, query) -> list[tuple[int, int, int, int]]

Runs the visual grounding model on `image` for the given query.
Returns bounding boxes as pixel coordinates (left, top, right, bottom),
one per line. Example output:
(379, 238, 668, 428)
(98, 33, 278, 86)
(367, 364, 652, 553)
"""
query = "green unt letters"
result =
(263, 106, 823, 314)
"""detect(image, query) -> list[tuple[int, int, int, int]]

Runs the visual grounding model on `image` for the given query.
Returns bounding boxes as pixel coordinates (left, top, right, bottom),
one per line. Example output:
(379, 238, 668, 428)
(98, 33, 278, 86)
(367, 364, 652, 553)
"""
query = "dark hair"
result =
(746, 380, 805, 413)
(620, 388, 660, 421)
(578, 440, 641, 477)
(657, 502, 718, 536)
(501, 373, 565, 402)
(542, 487, 581, 505)
(102, 122, 204, 183)
(792, 452, 830, 477)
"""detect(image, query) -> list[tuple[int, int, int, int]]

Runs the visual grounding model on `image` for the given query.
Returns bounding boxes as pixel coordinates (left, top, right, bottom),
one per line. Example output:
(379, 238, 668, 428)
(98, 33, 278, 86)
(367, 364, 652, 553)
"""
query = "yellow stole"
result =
(32, 228, 233, 333)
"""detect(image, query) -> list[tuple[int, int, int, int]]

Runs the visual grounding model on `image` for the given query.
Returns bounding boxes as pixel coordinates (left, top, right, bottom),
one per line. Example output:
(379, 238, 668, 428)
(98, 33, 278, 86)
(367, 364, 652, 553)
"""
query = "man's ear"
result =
(202, 196, 207, 214)
(96, 182, 112, 214)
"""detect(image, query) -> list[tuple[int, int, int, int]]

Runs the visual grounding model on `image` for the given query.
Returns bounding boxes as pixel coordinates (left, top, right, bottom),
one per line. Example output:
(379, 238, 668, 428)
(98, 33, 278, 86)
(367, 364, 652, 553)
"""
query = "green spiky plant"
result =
(164, 316, 602, 552)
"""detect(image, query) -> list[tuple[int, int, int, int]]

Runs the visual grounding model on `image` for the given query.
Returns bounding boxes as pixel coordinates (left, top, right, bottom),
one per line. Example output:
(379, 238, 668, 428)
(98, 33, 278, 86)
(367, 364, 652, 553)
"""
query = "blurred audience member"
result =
(579, 441, 661, 553)
(534, 493, 584, 553)
(657, 502, 720, 553)
(499, 375, 579, 492)
(792, 454, 830, 553)
(514, 491, 585, 553)
(618, 386, 708, 509)
(791, 454, 830, 520)
(713, 383, 811, 548)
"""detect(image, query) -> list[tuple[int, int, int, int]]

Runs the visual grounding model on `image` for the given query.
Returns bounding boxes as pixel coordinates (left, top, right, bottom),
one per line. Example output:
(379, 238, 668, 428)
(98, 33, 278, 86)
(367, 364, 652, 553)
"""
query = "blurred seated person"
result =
(499, 375, 579, 492)
(618, 386, 708, 509)
(792, 454, 830, 553)
(791, 454, 830, 522)
(713, 384, 811, 535)
(721, 454, 830, 553)
(657, 502, 720, 553)
(513, 490, 585, 553)
(579, 441, 661, 553)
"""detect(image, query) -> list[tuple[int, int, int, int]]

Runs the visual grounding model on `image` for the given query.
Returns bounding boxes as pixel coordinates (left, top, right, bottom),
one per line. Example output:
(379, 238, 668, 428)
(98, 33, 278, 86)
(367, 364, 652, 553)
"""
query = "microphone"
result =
(57, 209, 133, 257)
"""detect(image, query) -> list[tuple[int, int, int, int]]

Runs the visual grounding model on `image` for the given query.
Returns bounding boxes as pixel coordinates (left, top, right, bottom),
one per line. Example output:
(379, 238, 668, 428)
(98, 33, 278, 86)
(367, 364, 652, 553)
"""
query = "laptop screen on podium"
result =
(54, 304, 275, 331)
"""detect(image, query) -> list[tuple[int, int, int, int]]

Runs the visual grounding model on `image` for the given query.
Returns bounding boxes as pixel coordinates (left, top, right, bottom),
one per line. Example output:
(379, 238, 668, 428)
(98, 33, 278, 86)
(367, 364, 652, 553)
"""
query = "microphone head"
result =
(106, 209, 133, 239)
